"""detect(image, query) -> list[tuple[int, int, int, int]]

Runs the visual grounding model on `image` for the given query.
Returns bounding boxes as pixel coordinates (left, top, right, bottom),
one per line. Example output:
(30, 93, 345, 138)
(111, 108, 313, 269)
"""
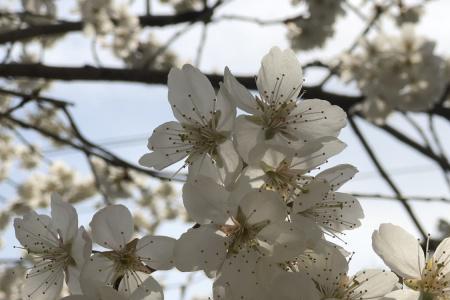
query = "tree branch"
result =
(0, 63, 363, 111)
(1, 114, 186, 182)
(0, 10, 215, 45)
(349, 116, 427, 240)
(352, 193, 450, 204)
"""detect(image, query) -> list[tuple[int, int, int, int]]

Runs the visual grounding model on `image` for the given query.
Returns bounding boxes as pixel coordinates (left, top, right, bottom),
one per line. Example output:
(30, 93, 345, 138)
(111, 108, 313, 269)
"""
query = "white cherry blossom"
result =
(13, 194, 92, 300)
(270, 245, 398, 300)
(291, 164, 364, 238)
(174, 176, 321, 298)
(139, 64, 241, 186)
(223, 46, 347, 161)
(81, 205, 174, 297)
(235, 137, 346, 200)
(61, 276, 163, 300)
(373, 223, 450, 299)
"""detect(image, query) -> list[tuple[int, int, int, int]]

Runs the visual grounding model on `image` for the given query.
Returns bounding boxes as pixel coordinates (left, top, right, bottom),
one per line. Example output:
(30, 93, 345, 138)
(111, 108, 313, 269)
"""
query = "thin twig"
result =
(9, 126, 52, 165)
(146, 0, 151, 15)
(352, 193, 450, 204)
(319, 4, 383, 86)
(375, 121, 450, 171)
(428, 114, 450, 192)
(349, 116, 427, 240)
(143, 23, 195, 69)
(3, 114, 186, 182)
(85, 153, 111, 205)
(0, 87, 73, 107)
(194, 24, 208, 67)
(401, 112, 432, 147)
(91, 38, 103, 67)
(217, 14, 304, 25)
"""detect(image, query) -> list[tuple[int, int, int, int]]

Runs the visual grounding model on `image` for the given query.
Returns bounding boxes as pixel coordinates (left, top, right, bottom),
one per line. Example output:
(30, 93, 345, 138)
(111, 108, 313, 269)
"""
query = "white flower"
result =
(288, 0, 345, 51)
(235, 137, 346, 200)
(13, 194, 92, 300)
(342, 25, 447, 123)
(78, 0, 114, 36)
(373, 223, 450, 299)
(223, 47, 347, 162)
(270, 245, 398, 299)
(139, 64, 241, 186)
(174, 176, 321, 298)
(61, 276, 163, 300)
(291, 164, 364, 237)
(81, 205, 174, 296)
(112, 6, 141, 59)
(22, 0, 56, 18)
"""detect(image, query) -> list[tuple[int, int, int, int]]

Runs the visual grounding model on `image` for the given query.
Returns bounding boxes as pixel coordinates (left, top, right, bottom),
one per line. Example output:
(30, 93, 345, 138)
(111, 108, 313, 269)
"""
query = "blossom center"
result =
(219, 208, 270, 255)
(102, 239, 152, 278)
(405, 259, 450, 297)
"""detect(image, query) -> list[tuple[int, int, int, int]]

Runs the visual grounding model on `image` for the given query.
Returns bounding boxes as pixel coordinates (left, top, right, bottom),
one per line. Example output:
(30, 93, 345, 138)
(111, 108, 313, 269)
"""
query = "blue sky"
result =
(2, 0, 450, 298)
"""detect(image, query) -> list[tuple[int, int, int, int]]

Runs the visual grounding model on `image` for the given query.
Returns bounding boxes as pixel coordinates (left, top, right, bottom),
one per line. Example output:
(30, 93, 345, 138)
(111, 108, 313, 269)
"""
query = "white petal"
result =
(14, 211, 59, 253)
(290, 99, 347, 141)
(66, 265, 82, 295)
(248, 146, 288, 169)
(326, 192, 364, 231)
(51, 193, 78, 244)
(257, 221, 321, 261)
(269, 272, 321, 300)
(239, 190, 286, 225)
(168, 64, 216, 125)
(139, 121, 188, 170)
(23, 267, 64, 300)
(233, 115, 265, 163)
(222, 67, 258, 114)
(188, 142, 241, 188)
(289, 137, 346, 172)
(80, 253, 116, 286)
(215, 139, 242, 187)
(130, 276, 164, 300)
(297, 246, 349, 289)
(348, 269, 398, 299)
(182, 176, 233, 225)
(257, 47, 303, 103)
(292, 180, 330, 213)
(174, 225, 228, 277)
(118, 271, 151, 297)
(372, 223, 424, 279)
(215, 83, 237, 132)
(79, 277, 105, 299)
(99, 286, 127, 300)
(213, 249, 267, 300)
(432, 237, 450, 276)
(316, 164, 358, 191)
(381, 289, 421, 300)
(136, 235, 176, 270)
(90, 205, 133, 250)
(294, 180, 364, 233)
(70, 226, 92, 268)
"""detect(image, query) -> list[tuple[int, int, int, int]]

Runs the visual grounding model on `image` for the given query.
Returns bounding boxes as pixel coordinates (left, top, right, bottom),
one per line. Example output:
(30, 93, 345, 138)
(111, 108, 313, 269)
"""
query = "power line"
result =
(42, 132, 150, 155)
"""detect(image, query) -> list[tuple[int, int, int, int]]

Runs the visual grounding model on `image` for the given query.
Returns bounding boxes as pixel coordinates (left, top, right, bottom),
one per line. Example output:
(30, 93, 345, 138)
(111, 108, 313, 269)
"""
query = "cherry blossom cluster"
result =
(288, 0, 346, 50)
(12, 47, 450, 300)
(341, 25, 448, 123)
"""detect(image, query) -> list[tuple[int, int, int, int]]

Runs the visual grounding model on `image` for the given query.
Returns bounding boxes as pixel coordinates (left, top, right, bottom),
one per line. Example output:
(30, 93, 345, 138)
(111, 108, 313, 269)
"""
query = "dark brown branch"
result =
(0, 10, 214, 44)
(0, 63, 363, 111)
(375, 122, 450, 171)
(349, 116, 427, 240)
(0, 87, 73, 106)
